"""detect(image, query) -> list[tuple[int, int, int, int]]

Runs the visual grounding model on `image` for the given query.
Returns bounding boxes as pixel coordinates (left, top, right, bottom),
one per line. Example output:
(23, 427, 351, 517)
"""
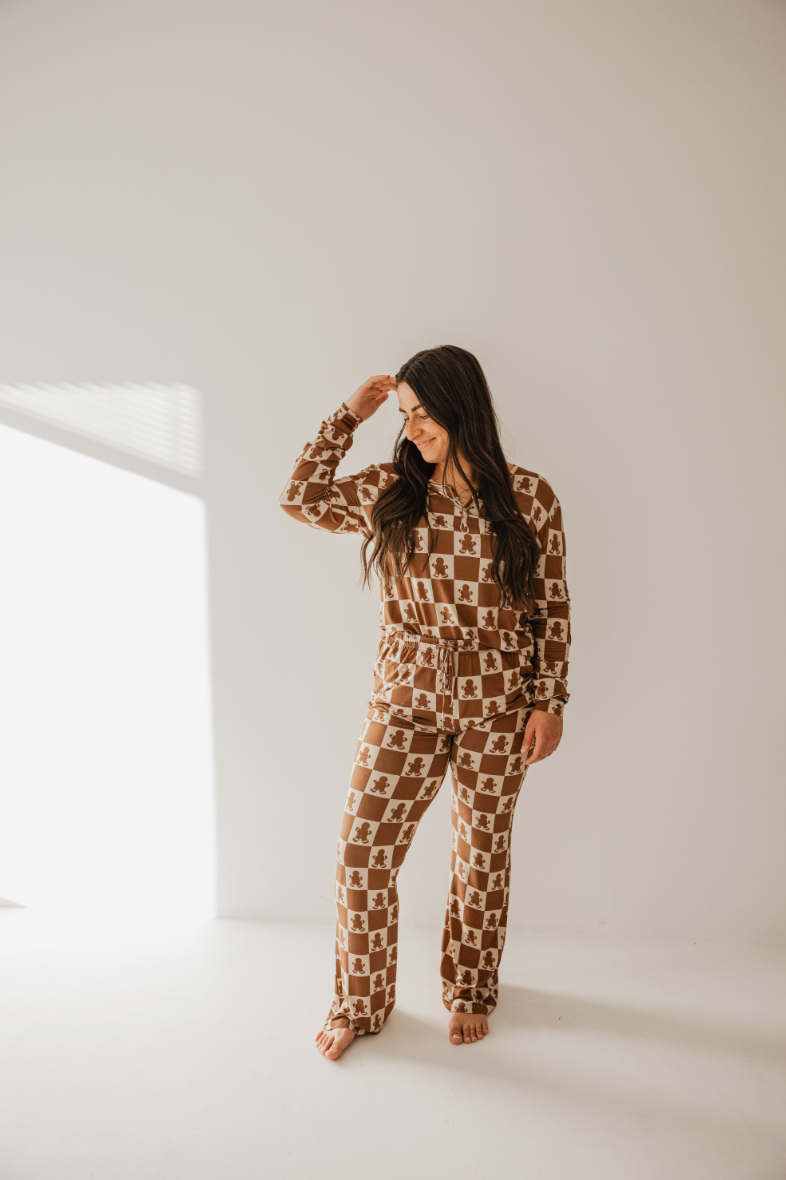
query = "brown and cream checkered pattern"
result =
(330, 705, 531, 1034)
(280, 403, 570, 717)
(280, 403, 572, 1035)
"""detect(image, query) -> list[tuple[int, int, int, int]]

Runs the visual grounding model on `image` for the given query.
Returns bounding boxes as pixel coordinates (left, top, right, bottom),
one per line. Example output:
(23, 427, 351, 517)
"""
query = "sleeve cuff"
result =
(338, 402, 363, 429)
(532, 698, 566, 717)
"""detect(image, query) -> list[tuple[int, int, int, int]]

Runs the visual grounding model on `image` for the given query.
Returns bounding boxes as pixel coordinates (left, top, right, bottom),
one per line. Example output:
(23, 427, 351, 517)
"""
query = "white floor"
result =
(1, 913, 785, 1180)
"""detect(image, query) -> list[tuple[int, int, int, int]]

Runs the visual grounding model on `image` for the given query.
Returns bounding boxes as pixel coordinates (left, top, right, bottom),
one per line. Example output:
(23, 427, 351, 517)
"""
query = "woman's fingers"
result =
(525, 732, 545, 764)
(346, 375, 395, 420)
(362, 374, 396, 392)
(522, 718, 537, 760)
(525, 733, 558, 763)
(523, 712, 563, 764)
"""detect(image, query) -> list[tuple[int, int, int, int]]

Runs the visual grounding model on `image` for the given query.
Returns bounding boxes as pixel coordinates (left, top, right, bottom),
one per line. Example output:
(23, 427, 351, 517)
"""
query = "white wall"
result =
(1, 0, 784, 942)
(0, 425, 214, 918)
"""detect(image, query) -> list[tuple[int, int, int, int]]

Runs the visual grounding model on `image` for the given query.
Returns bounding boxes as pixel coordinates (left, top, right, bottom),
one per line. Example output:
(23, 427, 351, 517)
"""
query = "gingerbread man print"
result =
(279, 402, 570, 1040)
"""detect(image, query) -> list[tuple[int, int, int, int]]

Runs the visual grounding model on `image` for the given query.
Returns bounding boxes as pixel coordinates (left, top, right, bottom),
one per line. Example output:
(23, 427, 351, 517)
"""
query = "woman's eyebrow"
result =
(399, 403, 423, 413)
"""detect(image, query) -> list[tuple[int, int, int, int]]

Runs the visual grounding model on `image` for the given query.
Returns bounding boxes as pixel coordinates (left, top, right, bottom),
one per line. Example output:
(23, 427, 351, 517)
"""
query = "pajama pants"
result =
(325, 630, 534, 1036)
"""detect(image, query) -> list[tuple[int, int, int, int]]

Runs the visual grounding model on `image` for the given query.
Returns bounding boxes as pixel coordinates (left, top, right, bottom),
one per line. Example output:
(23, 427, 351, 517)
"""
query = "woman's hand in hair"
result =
(522, 710, 563, 765)
(345, 374, 397, 422)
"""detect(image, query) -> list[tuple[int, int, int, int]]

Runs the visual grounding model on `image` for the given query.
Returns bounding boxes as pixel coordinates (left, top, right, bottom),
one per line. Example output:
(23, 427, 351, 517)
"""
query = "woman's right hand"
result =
(345, 374, 397, 422)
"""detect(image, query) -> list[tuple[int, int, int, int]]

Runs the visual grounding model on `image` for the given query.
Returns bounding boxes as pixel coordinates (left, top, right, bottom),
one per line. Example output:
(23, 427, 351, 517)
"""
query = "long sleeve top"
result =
(280, 404, 571, 716)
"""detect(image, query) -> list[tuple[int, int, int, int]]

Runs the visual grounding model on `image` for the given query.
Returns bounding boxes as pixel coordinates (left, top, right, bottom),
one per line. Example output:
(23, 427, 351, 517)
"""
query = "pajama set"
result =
(280, 403, 571, 1036)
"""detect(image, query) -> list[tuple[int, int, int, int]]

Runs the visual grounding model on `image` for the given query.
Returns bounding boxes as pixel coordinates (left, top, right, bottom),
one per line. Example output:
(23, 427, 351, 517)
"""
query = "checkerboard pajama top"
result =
(280, 402, 571, 723)
(280, 403, 571, 1036)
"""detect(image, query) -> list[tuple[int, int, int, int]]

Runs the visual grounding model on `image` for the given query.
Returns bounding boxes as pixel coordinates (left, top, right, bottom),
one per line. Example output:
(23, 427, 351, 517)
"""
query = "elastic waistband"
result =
(382, 628, 481, 653)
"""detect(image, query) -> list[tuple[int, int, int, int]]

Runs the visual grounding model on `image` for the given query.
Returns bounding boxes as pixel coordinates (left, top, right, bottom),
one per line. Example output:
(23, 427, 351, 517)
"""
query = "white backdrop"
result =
(0, 0, 784, 941)
(0, 426, 214, 917)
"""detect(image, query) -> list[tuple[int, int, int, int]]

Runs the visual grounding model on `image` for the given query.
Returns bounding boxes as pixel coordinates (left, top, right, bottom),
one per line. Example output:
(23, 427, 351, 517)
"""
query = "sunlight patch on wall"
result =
(0, 382, 202, 476)
(0, 423, 214, 919)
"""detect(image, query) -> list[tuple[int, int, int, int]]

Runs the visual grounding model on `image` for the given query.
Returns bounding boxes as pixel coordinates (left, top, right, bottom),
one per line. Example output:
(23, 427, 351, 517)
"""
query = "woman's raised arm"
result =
(279, 375, 396, 536)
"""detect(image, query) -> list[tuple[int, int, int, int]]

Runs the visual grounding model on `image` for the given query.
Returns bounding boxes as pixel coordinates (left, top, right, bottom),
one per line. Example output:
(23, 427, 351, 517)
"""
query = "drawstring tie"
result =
(388, 630, 478, 702)
(438, 646, 455, 697)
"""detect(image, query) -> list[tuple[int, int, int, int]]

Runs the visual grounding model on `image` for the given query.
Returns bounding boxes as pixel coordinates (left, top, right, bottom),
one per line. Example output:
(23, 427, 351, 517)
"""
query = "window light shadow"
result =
(0, 382, 203, 477)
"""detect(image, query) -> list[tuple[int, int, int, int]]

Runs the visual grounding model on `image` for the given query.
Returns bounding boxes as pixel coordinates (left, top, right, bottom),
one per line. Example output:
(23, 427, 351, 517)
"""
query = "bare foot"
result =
(315, 1026, 356, 1060)
(449, 1012, 489, 1045)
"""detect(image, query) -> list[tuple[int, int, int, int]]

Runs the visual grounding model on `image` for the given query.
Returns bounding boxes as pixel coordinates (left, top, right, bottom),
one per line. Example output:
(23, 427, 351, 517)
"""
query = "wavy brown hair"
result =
(360, 344, 541, 612)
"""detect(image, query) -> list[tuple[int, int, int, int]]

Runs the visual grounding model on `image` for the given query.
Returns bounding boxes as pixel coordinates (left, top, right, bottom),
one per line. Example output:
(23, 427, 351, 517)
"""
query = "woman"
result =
(280, 345, 570, 1060)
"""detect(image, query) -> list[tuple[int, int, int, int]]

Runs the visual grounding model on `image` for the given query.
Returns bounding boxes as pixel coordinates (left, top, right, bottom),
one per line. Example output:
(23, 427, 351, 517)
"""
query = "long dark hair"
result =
(360, 345, 541, 611)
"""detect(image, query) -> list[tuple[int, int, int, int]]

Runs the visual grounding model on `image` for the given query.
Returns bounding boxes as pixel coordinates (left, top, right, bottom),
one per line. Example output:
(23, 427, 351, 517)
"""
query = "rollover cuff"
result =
(532, 697, 566, 717)
(337, 402, 363, 431)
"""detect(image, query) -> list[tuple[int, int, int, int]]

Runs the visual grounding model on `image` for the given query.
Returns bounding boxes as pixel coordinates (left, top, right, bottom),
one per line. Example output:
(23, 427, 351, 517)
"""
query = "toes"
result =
(321, 1029, 355, 1061)
(450, 1014, 492, 1044)
(449, 1013, 492, 1044)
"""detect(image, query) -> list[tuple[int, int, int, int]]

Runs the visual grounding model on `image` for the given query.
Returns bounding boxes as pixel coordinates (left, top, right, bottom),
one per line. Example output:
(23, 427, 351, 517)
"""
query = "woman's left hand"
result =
(522, 710, 563, 765)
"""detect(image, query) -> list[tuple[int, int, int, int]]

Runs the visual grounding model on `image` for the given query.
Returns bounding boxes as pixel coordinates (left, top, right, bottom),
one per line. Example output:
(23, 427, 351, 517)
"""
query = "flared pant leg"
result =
(325, 710, 451, 1035)
(440, 705, 533, 1017)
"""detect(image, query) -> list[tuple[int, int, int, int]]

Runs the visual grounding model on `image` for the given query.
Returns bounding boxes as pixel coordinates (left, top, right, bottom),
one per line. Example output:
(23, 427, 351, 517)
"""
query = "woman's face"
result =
(397, 382, 449, 467)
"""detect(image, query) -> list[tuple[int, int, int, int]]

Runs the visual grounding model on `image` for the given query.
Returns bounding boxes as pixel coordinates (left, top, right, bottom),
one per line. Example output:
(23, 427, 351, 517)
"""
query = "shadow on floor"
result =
(332, 988, 786, 1169)
(495, 983, 786, 1060)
